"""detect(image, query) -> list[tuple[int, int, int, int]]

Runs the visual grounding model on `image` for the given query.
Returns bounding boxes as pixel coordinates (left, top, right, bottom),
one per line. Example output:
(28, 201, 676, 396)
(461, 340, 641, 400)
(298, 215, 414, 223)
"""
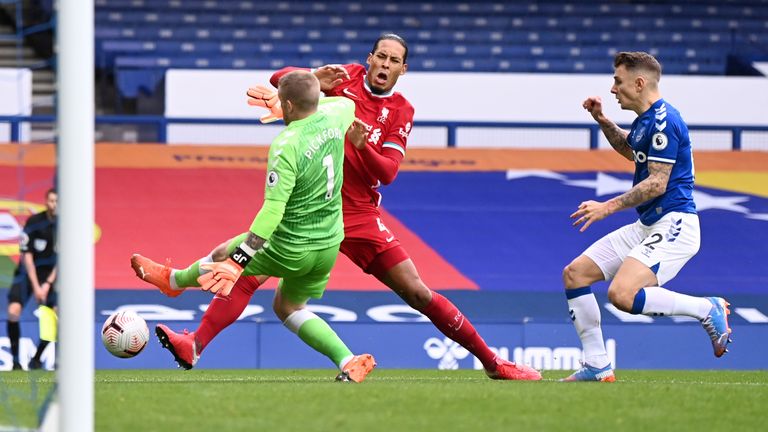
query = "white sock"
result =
(337, 355, 354, 370)
(642, 286, 712, 319)
(169, 270, 180, 290)
(197, 255, 213, 274)
(568, 292, 610, 368)
(283, 309, 317, 334)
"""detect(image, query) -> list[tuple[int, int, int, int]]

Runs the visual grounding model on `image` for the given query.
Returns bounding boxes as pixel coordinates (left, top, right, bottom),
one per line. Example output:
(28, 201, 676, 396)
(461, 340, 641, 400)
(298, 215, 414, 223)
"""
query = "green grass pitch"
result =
(1, 369, 766, 431)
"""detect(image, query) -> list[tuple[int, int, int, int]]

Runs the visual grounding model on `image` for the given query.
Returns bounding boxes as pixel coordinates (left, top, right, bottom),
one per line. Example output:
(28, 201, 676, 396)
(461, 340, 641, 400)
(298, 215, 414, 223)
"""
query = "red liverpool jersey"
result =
(328, 64, 414, 211)
(271, 64, 414, 211)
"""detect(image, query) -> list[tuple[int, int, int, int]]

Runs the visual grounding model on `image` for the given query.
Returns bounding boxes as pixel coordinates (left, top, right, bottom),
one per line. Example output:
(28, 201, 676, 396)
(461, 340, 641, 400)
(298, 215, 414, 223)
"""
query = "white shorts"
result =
(583, 212, 700, 286)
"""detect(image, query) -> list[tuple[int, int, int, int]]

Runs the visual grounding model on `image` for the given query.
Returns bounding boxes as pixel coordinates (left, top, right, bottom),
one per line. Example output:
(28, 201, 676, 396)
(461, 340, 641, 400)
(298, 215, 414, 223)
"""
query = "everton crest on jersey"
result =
(627, 99, 697, 225)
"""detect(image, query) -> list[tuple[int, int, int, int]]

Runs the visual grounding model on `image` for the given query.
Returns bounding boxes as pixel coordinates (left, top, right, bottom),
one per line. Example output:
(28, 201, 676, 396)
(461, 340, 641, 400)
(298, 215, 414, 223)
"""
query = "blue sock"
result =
(630, 288, 647, 315)
(566, 286, 592, 300)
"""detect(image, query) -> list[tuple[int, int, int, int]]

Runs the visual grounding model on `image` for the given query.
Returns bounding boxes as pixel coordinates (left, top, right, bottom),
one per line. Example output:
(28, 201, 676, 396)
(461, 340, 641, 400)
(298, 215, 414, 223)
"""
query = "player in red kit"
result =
(269, 48, 416, 281)
(132, 34, 540, 380)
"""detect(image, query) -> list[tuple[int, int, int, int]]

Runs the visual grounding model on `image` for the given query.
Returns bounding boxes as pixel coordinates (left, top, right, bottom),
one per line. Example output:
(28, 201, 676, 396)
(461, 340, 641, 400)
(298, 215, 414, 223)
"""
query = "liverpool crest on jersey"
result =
(377, 107, 389, 124)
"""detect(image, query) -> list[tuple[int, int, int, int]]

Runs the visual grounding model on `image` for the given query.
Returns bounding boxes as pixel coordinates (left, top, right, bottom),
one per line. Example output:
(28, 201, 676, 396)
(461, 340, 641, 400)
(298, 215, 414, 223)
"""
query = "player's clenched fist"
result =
(582, 96, 604, 121)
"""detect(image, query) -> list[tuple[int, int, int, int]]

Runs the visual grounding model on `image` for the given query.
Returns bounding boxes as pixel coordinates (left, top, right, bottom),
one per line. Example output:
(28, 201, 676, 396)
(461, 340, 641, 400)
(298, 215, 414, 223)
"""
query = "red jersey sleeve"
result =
(269, 66, 309, 88)
(271, 64, 364, 91)
(355, 145, 403, 185)
(381, 100, 414, 157)
(354, 98, 414, 185)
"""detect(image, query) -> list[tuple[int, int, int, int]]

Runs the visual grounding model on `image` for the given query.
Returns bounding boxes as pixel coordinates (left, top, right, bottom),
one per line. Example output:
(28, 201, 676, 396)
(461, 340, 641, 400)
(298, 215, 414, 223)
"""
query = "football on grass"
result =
(101, 310, 149, 358)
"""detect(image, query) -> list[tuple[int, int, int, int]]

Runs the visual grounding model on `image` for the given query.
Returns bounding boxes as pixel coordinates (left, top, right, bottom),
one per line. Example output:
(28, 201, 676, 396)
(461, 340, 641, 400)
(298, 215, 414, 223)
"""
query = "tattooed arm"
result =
(597, 118, 633, 161)
(243, 232, 266, 251)
(609, 161, 671, 211)
(583, 96, 633, 161)
(571, 161, 672, 232)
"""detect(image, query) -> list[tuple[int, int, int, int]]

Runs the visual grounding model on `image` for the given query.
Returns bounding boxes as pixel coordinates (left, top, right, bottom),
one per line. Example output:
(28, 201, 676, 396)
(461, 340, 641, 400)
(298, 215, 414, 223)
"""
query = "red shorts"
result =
(340, 210, 410, 278)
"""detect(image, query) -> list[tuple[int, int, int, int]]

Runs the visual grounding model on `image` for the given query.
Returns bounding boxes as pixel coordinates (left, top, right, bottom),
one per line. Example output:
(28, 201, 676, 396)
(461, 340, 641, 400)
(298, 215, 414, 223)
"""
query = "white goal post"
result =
(55, 0, 95, 431)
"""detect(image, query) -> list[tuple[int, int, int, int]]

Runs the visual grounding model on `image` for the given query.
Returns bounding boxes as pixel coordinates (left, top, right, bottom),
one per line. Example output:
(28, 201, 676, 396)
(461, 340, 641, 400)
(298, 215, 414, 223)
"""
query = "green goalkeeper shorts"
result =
(227, 233, 340, 304)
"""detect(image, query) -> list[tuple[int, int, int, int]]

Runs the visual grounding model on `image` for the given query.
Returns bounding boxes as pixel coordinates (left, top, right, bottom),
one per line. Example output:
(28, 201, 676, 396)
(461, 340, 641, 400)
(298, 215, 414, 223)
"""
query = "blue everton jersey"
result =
(627, 99, 697, 225)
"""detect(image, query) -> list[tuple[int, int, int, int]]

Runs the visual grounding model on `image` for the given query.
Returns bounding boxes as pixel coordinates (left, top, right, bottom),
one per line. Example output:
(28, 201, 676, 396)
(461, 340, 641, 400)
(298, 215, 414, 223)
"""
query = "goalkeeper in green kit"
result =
(136, 70, 376, 382)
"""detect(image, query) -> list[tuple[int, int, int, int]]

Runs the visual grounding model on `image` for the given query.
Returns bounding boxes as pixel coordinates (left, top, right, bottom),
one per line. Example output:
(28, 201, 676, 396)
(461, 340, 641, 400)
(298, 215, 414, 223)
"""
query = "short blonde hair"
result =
(278, 70, 320, 112)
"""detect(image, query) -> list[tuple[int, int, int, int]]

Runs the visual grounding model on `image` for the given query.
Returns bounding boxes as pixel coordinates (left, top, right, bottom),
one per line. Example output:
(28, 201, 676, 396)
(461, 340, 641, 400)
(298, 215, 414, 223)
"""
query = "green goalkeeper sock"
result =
(284, 309, 353, 368)
(173, 261, 203, 288)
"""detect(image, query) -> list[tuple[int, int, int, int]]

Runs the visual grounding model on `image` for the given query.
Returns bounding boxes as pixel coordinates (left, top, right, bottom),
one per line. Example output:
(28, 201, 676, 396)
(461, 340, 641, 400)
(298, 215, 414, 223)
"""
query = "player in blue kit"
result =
(561, 52, 732, 382)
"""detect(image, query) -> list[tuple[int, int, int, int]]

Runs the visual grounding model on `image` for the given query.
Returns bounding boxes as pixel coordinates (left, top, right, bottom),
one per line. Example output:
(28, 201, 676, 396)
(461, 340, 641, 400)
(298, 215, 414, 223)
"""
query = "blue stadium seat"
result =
(98, 0, 768, 98)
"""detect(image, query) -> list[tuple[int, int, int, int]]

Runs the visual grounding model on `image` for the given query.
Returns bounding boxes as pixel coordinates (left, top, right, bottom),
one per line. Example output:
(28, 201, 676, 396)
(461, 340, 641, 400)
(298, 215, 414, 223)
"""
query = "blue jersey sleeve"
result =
(647, 103, 680, 165)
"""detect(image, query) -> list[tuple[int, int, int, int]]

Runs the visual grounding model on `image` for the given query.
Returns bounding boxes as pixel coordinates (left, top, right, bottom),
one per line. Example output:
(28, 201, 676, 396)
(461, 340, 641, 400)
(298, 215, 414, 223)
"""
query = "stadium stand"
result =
(91, 0, 768, 99)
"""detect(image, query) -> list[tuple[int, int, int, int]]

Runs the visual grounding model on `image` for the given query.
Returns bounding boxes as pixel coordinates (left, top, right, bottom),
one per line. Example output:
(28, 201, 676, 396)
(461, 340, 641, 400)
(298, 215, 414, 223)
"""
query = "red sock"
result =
(195, 275, 261, 352)
(421, 291, 498, 370)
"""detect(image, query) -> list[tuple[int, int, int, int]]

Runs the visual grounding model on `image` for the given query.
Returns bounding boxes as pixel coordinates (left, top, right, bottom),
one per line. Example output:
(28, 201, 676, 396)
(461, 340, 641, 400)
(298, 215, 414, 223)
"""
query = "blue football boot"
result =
(700, 297, 732, 358)
(561, 362, 615, 382)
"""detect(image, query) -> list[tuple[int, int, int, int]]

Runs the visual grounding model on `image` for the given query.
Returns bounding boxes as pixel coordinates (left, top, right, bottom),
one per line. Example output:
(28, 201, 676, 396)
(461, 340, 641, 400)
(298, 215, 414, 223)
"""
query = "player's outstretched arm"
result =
(583, 96, 632, 161)
(269, 65, 348, 92)
(269, 66, 307, 88)
(571, 161, 672, 232)
(313, 64, 350, 91)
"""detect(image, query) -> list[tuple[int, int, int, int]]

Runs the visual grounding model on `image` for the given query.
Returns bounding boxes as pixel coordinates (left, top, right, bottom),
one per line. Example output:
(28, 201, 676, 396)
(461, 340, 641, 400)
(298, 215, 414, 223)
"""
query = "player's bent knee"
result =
(272, 293, 303, 322)
(407, 283, 432, 310)
(563, 257, 604, 289)
(383, 260, 432, 309)
(607, 287, 634, 312)
(562, 264, 574, 287)
(393, 273, 430, 307)
(272, 302, 290, 322)
(562, 263, 587, 289)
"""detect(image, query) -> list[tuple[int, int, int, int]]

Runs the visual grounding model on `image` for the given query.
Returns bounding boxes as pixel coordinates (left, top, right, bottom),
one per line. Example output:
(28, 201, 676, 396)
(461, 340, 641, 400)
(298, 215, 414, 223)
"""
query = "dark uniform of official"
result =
(8, 211, 58, 307)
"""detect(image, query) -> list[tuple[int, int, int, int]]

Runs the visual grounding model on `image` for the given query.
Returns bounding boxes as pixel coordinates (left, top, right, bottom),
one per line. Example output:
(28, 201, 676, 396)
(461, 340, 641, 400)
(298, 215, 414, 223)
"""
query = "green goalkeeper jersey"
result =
(250, 96, 354, 254)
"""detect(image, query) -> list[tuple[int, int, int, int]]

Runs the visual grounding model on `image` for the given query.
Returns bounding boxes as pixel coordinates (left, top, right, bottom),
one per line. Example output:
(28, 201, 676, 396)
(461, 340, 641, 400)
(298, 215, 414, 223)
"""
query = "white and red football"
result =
(101, 310, 149, 358)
